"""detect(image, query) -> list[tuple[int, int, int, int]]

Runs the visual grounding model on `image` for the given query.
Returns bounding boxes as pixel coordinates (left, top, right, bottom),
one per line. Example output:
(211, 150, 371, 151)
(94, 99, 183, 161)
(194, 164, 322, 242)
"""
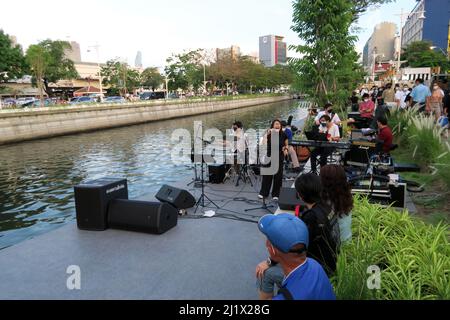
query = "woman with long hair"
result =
(320, 165, 353, 243)
(259, 119, 289, 200)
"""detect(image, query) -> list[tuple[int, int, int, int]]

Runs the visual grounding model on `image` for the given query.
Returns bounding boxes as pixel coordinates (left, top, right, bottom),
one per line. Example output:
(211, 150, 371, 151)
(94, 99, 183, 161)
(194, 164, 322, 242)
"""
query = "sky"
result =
(1, 0, 418, 68)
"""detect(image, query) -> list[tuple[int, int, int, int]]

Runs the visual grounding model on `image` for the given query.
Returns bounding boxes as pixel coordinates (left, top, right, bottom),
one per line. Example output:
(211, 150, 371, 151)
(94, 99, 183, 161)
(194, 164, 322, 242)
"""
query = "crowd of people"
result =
(227, 81, 448, 300)
(356, 79, 449, 137)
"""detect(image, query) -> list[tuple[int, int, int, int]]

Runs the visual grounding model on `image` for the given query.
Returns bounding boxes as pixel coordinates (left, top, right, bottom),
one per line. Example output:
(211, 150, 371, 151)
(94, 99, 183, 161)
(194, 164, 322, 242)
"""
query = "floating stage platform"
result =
(0, 160, 417, 300)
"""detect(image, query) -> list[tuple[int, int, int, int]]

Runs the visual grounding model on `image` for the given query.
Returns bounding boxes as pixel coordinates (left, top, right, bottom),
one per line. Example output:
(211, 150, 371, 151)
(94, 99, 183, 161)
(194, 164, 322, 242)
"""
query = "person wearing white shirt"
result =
(314, 103, 341, 126)
(310, 115, 340, 174)
(395, 87, 407, 109)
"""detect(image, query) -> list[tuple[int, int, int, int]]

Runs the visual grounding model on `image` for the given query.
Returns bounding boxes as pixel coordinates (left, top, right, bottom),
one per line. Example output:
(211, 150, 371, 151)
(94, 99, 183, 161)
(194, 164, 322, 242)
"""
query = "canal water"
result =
(0, 100, 307, 249)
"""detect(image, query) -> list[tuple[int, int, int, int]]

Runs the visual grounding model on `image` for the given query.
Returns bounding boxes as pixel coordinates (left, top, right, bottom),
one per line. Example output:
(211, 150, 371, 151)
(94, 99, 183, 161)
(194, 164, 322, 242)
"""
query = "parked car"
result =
(16, 97, 38, 106)
(140, 92, 166, 100)
(22, 99, 55, 108)
(69, 97, 96, 105)
(104, 96, 126, 104)
(168, 93, 180, 100)
(1, 98, 16, 107)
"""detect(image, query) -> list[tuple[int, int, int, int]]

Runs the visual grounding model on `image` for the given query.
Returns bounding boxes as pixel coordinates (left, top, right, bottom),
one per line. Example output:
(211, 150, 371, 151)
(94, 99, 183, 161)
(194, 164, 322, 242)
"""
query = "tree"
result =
(165, 50, 204, 92)
(26, 45, 49, 101)
(25, 40, 79, 97)
(401, 41, 449, 71)
(141, 67, 163, 91)
(0, 30, 28, 82)
(351, 0, 395, 22)
(101, 60, 141, 96)
(290, 0, 360, 106)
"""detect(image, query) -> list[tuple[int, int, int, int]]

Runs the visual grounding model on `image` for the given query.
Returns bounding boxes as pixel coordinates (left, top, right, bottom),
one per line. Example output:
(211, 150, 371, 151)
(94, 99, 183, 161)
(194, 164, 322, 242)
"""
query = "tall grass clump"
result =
(332, 197, 450, 300)
(406, 115, 446, 166)
(389, 107, 419, 142)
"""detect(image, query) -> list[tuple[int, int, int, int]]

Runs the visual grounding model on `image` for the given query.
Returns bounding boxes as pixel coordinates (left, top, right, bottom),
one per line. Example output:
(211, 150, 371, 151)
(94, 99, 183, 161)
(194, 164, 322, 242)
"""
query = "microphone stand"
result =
(245, 128, 275, 214)
(194, 135, 220, 214)
(188, 122, 203, 188)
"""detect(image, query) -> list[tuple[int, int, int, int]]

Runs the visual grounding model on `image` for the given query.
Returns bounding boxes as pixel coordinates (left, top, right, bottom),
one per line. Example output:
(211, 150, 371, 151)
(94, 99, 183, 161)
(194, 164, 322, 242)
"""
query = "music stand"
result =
(194, 138, 220, 214)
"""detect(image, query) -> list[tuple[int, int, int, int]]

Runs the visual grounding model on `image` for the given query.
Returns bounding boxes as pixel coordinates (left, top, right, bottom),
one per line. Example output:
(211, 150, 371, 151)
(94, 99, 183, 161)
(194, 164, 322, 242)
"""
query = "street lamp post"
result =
(164, 74, 174, 100)
(88, 44, 104, 102)
(395, 7, 426, 81)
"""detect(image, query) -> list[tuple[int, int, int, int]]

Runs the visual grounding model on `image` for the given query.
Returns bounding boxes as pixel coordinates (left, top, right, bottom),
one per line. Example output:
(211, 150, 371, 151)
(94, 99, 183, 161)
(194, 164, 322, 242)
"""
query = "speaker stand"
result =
(245, 197, 275, 214)
(194, 157, 220, 214)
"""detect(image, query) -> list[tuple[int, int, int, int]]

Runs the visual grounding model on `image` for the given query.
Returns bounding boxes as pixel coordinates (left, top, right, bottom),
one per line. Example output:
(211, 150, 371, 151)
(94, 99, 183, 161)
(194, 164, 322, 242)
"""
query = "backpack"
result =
(327, 210, 341, 252)
(300, 204, 338, 275)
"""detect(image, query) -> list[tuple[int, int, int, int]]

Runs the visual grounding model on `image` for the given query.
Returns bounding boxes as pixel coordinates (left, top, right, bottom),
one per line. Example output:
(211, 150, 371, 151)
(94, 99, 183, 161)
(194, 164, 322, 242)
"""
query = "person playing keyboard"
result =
(310, 115, 340, 175)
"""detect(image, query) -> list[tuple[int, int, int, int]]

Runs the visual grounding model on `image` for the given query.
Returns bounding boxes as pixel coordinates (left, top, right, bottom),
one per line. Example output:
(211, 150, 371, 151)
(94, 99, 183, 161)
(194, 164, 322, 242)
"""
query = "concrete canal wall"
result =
(0, 95, 291, 145)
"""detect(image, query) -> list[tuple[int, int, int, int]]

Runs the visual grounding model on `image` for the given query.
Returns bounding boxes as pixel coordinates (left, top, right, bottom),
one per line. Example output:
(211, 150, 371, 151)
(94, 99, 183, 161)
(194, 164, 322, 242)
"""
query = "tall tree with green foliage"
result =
(101, 60, 141, 96)
(290, 0, 361, 107)
(25, 45, 49, 101)
(25, 40, 79, 96)
(0, 30, 28, 82)
(141, 67, 163, 91)
(401, 41, 449, 71)
(165, 50, 204, 91)
(350, 0, 395, 21)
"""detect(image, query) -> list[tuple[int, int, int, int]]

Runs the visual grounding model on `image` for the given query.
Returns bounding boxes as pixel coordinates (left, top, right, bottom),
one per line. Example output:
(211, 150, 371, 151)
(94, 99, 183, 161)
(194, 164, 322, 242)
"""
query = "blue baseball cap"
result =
(258, 214, 309, 254)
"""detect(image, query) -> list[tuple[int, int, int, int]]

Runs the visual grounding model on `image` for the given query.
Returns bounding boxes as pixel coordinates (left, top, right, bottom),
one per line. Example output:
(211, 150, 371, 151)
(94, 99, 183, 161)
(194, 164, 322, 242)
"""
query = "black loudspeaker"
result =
(155, 185, 196, 209)
(208, 164, 230, 184)
(108, 200, 178, 234)
(74, 178, 128, 231)
(279, 188, 306, 211)
(390, 183, 406, 209)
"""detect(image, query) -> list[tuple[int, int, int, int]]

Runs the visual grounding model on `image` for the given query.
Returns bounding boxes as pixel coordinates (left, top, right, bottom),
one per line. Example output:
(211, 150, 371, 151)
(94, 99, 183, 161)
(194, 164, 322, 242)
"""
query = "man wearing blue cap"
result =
(258, 214, 336, 300)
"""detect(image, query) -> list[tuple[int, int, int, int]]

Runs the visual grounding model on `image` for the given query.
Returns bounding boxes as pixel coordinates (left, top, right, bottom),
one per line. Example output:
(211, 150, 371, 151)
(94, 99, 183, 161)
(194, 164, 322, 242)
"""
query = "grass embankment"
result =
(333, 197, 449, 300)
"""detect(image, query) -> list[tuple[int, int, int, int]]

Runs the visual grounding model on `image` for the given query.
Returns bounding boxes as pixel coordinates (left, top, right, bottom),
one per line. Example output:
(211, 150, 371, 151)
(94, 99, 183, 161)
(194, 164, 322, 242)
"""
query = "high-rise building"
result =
(402, 0, 450, 54)
(363, 22, 397, 71)
(216, 45, 241, 62)
(135, 51, 143, 69)
(64, 41, 82, 63)
(9, 35, 18, 47)
(259, 35, 287, 67)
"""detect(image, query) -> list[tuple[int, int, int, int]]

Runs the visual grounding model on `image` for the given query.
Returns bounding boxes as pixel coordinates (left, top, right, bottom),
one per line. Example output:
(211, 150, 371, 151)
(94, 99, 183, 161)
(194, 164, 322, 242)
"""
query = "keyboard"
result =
(291, 140, 352, 149)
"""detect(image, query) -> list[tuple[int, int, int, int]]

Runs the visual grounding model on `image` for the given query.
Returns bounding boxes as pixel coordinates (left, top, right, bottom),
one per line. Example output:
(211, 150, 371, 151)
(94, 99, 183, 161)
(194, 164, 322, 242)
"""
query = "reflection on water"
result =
(0, 100, 306, 249)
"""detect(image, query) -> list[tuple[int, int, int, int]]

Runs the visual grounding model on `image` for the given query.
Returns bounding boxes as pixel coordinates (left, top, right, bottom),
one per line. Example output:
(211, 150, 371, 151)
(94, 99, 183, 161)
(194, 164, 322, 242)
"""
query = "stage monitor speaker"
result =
(155, 185, 196, 209)
(108, 200, 178, 234)
(74, 178, 128, 231)
(390, 183, 406, 209)
(279, 188, 306, 211)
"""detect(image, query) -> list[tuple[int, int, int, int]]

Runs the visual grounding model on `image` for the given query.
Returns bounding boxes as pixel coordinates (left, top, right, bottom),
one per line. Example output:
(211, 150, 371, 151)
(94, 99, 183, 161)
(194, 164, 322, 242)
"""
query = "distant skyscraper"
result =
(259, 35, 287, 67)
(135, 51, 143, 69)
(64, 41, 82, 63)
(9, 35, 18, 47)
(216, 45, 241, 62)
(363, 22, 397, 71)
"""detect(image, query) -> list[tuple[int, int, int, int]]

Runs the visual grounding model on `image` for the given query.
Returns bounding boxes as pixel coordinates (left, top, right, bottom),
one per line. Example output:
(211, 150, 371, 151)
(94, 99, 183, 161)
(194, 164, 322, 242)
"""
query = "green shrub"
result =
(332, 197, 450, 300)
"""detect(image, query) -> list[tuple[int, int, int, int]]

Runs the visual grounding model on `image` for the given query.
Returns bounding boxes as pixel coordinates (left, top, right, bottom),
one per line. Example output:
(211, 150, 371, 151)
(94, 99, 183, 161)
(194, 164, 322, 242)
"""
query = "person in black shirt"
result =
(295, 173, 337, 276)
(350, 91, 359, 112)
(259, 119, 289, 200)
